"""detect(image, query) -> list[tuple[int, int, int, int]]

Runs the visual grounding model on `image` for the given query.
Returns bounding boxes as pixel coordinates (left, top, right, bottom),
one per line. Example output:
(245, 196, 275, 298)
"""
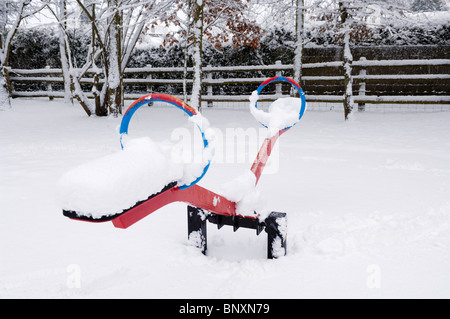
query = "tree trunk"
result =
(340, 2, 354, 121)
(343, 32, 354, 120)
(89, 2, 107, 117)
(107, 0, 123, 117)
(0, 1, 11, 110)
(183, 2, 192, 104)
(72, 76, 93, 116)
(292, 0, 304, 96)
(191, 0, 203, 112)
(58, 0, 73, 104)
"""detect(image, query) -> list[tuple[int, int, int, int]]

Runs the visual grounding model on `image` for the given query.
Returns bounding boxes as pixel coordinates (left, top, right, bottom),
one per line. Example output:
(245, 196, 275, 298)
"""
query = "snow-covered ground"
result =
(1, 98, 449, 299)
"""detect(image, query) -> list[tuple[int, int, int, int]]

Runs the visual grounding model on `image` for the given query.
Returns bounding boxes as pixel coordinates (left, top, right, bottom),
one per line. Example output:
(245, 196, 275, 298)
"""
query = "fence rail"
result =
(9, 58, 450, 106)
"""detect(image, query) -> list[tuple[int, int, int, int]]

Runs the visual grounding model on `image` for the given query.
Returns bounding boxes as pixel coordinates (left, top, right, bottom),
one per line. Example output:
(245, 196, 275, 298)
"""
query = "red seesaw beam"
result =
(111, 128, 286, 229)
(250, 129, 287, 185)
(112, 185, 236, 229)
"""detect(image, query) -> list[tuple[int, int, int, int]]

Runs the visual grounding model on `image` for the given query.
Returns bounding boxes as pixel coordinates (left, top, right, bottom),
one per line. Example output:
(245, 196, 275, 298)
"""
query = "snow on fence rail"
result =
(9, 59, 450, 107)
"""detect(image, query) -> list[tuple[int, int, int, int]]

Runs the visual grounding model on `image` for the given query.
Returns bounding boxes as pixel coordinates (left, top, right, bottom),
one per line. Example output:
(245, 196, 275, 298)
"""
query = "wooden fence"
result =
(9, 58, 450, 108)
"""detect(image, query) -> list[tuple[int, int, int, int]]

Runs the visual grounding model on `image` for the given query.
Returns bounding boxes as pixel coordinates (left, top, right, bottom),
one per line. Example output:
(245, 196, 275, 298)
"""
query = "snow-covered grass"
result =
(1, 98, 450, 298)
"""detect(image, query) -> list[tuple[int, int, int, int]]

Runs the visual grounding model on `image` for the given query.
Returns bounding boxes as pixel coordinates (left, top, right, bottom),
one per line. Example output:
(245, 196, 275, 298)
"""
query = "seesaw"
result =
(60, 76, 306, 259)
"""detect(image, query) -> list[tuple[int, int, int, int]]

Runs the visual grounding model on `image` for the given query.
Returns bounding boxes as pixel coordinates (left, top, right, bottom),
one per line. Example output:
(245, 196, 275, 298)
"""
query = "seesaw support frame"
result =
(187, 206, 287, 259)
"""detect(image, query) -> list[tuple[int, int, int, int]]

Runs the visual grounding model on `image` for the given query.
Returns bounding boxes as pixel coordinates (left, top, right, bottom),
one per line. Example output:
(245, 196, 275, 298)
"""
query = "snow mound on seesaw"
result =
(57, 137, 184, 219)
(249, 92, 305, 136)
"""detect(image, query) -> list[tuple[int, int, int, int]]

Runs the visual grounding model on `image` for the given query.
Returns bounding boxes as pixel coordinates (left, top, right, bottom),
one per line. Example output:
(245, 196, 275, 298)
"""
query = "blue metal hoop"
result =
(119, 94, 210, 190)
(254, 76, 307, 130)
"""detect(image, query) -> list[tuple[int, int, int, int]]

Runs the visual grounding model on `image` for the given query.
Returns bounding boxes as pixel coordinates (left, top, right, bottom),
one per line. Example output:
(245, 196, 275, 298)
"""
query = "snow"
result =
(217, 170, 266, 218)
(354, 96, 450, 103)
(57, 107, 216, 219)
(0, 74, 10, 110)
(108, 25, 121, 91)
(188, 230, 206, 250)
(249, 93, 304, 136)
(1, 98, 450, 298)
(57, 137, 183, 219)
(177, 113, 215, 187)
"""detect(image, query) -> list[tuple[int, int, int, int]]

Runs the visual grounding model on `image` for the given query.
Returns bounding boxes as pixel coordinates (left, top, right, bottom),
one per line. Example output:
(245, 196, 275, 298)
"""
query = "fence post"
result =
(46, 66, 54, 101)
(146, 64, 152, 94)
(207, 65, 213, 107)
(275, 60, 282, 95)
(358, 57, 366, 112)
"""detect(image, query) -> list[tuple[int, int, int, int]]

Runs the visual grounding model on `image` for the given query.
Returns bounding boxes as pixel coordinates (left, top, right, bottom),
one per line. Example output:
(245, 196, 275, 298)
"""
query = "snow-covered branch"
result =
(44, 0, 179, 116)
(0, 0, 48, 110)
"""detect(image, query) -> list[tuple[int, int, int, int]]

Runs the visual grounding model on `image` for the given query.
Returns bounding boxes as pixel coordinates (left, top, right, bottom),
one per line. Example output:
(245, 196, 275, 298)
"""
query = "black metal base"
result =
(264, 212, 288, 259)
(187, 205, 208, 254)
(187, 206, 287, 259)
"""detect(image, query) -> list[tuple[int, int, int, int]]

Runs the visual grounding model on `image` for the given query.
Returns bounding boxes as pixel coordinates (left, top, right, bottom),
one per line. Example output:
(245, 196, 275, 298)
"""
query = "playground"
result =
(58, 77, 306, 259)
(1, 87, 450, 298)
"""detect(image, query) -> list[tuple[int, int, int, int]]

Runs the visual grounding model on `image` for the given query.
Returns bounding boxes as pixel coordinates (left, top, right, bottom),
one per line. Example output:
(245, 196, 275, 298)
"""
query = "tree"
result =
(293, 0, 305, 92)
(191, 0, 203, 112)
(50, 0, 177, 117)
(339, 1, 354, 121)
(0, 0, 45, 110)
(309, 0, 415, 120)
(161, 0, 262, 111)
(243, 0, 305, 94)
